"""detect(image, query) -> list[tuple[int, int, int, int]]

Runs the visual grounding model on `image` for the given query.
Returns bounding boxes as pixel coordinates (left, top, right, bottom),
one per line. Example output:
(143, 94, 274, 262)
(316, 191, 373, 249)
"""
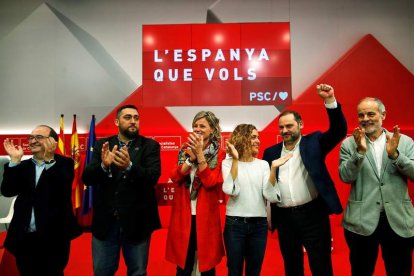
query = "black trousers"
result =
(274, 198, 333, 276)
(344, 212, 414, 276)
(14, 232, 71, 276)
(176, 215, 215, 276)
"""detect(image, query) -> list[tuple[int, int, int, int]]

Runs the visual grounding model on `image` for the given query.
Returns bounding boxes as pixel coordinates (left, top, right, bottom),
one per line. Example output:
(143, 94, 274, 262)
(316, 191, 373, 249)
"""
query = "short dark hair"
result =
(38, 125, 58, 141)
(116, 105, 138, 119)
(278, 110, 303, 124)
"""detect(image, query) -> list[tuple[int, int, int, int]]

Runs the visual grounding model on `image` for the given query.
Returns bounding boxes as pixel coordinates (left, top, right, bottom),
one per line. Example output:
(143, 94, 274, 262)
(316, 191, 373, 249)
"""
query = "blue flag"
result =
(82, 115, 96, 215)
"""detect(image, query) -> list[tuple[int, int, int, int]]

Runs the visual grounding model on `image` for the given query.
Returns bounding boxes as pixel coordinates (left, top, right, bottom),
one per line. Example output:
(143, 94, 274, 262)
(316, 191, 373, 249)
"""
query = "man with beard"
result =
(339, 97, 414, 276)
(263, 84, 347, 276)
(1, 125, 81, 275)
(82, 105, 161, 276)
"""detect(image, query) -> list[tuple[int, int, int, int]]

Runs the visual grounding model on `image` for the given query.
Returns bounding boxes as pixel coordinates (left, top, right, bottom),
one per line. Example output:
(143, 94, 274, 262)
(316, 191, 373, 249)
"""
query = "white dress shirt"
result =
(367, 131, 386, 175)
(278, 137, 319, 207)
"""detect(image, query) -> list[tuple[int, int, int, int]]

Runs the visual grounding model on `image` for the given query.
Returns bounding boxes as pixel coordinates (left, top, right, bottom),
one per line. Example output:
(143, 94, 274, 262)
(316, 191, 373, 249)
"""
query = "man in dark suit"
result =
(82, 104, 161, 276)
(1, 125, 81, 276)
(263, 84, 347, 276)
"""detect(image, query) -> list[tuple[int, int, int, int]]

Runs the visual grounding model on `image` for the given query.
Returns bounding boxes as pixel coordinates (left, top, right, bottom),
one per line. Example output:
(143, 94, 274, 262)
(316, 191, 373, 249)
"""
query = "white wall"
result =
(0, 0, 412, 133)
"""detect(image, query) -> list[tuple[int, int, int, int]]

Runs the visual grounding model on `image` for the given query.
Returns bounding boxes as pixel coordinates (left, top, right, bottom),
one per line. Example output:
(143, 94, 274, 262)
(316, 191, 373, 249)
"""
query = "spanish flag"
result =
(71, 114, 82, 210)
(57, 114, 66, 155)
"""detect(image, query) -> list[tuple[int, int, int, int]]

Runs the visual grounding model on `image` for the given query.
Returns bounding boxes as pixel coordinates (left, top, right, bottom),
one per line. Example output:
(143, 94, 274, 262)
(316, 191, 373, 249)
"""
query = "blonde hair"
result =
(192, 111, 222, 141)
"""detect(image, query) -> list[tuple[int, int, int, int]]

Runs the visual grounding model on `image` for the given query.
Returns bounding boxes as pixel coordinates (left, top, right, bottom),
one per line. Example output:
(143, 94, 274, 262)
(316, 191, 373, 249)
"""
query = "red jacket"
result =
(165, 150, 225, 272)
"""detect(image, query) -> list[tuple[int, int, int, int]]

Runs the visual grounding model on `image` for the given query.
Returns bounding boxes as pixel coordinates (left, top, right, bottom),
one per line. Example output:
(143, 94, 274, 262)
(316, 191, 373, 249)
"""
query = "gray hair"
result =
(359, 97, 386, 114)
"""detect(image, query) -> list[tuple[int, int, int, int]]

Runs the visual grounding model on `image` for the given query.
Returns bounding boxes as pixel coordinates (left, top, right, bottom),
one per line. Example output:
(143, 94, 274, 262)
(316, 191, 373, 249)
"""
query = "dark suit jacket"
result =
(263, 104, 347, 229)
(82, 135, 161, 242)
(1, 154, 82, 254)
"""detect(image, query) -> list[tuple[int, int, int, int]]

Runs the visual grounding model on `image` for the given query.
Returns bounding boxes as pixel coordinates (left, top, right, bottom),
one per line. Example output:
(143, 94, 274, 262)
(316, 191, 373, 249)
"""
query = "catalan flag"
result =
(70, 114, 82, 210)
(56, 114, 66, 156)
(82, 115, 96, 215)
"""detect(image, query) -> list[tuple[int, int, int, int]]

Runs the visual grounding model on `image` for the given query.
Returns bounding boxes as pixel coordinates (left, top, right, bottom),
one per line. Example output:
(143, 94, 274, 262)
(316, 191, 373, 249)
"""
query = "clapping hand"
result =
(225, 141, 238, 160)
(3, 138, 23, 163)
(42, 137, 57, 161)
(113, 146, 131, 170)
(386, 125, 400, 160)
(352, 127, 367, 155)
(101, 142, 117, 169)
(101, 142, 131, 171)
(187, 133, 204, 156)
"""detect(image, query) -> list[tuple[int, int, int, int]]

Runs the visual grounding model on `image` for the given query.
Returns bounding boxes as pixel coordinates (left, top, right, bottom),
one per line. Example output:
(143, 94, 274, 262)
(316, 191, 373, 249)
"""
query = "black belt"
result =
(23, 231, 39, 240)
(227, 216, 267, 224)
(279, 198, 320, 212)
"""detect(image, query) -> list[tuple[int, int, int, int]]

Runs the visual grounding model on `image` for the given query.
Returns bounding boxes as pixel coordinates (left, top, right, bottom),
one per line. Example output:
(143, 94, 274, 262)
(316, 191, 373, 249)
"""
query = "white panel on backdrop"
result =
(0, 0, 413, 133)
(0, 3, 132, 133)
(168, 106, 281, 132)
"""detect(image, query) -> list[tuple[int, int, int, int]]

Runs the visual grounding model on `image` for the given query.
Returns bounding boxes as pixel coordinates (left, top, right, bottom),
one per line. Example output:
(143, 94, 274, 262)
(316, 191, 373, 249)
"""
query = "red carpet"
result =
(66, 222, 389, 275)
(0, 216, 394, 275)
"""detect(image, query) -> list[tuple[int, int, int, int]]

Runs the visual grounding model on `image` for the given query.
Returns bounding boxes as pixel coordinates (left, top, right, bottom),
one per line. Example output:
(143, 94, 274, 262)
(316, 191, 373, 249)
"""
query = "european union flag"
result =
(82, 115, 96, 215)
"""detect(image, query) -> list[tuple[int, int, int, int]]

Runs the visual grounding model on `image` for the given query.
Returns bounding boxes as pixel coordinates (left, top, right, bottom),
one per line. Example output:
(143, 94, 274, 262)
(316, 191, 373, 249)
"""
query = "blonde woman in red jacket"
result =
(166, 111, 225, 276)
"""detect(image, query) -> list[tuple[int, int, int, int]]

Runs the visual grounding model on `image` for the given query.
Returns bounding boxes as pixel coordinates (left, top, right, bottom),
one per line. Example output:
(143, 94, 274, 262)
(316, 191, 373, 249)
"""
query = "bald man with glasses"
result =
(1, 125, 81, 276)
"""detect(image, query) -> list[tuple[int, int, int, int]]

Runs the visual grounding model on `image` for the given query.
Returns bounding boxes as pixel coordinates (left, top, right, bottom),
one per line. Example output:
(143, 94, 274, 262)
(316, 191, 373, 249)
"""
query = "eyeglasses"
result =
(28, 135, 50, 142)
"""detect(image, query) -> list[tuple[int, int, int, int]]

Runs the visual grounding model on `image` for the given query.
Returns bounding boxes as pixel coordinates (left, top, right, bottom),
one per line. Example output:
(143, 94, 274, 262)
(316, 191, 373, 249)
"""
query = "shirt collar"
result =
(283, 136, 302, 153)
(366, 129, 386, 145)
(31, 158, 46, 167)
(117, 135, 135, 149)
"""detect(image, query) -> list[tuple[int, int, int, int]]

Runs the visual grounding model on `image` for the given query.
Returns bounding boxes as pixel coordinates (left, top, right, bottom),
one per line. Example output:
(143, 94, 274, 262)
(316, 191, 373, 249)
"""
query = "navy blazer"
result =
(82, 135, 161, 243)
(1, 154, 82, 254)
(263, 104, 347, 228)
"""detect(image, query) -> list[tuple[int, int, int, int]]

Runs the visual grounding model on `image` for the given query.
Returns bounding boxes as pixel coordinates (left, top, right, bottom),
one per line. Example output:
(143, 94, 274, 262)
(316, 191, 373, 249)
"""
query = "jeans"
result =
(92, 220, 151, 276)
(223, 216, 268, 276)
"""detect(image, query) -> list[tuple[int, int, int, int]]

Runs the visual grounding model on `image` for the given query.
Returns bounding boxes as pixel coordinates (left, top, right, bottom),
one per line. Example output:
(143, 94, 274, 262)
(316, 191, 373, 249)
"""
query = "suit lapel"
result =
(274, 143, 283, 180)
(379, 149, 390, 181)
(299, 137, 306, 164)
(36, 167, 49, 189)
(28, 161, 37, 190)
(379, 131, 392, 181)
(128, 137, 142, 162)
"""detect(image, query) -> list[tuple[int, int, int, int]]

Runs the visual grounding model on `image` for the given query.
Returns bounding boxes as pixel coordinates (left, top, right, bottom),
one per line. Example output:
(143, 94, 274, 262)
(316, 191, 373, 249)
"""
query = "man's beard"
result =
(121, 126, 139, 139)
(282, 132, 300, 145)
(361, 122, 381, 136)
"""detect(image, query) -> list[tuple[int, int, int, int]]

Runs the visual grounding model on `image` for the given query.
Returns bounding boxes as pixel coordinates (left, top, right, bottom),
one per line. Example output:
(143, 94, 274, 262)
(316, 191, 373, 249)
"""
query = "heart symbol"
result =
(279, 92, 288, 100)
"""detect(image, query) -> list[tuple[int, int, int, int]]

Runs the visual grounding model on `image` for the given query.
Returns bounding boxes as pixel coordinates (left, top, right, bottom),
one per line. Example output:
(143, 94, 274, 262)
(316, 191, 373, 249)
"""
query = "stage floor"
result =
(1, 224, 390, 275)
